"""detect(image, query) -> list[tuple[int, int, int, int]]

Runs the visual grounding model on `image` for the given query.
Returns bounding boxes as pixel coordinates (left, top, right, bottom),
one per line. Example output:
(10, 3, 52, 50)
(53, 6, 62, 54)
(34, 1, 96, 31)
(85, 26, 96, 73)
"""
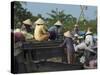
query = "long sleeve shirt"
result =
(61, 37, 75, 53)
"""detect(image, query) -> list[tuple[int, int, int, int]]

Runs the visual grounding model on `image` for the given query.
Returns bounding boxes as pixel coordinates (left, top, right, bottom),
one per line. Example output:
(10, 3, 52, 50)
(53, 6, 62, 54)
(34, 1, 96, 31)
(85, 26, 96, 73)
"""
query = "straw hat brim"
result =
(74, 24, 78, 27)
(23, 19, 32, 25)
(34, 18, 45, 24)
(64, 31, 72, 38)
(54, 20, 63, 26)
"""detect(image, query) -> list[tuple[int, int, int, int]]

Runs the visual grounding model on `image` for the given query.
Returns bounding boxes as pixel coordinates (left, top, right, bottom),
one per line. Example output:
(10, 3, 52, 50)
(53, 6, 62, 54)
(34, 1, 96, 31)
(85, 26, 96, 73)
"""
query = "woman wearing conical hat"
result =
(20, 19, 33, 40)
(60, 31, 75, 64)
(21, 19, 33, 33)
(48, 20, 63, 40)
(34, 18, 49, 41)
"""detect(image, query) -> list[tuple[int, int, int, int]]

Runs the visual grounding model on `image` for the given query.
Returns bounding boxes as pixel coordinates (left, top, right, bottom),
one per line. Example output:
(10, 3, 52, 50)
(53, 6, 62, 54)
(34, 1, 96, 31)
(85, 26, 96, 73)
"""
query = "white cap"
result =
(23, 19, 32, 25)
(64, 31, 72, 38)
(74, 34, 79, 37)
(54, 20, 63, 26)
(34, 18, 45, 24)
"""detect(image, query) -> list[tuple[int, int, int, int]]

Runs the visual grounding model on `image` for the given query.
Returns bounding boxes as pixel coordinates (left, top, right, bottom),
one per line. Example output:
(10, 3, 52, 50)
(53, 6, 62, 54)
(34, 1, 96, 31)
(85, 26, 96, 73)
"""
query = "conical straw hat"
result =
(64, 31, 72, 38)
(34, 18, 45, 24)
(23, 19, 32, 25)
(54, 20, 63, 26)
(74, 24, 78, 27)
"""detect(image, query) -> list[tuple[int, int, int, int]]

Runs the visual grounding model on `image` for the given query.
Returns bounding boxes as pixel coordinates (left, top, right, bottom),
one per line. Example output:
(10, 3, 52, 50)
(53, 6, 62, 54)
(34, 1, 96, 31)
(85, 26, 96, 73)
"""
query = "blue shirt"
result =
(48, 26, 62, 34)
(61, 37, 75, 53)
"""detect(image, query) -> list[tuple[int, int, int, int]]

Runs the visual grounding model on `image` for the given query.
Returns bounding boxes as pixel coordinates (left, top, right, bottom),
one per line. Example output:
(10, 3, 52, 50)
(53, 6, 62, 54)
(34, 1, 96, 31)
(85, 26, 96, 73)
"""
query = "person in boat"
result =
(85, 27, 94, 48)
(14, 19, 34, 42)
(21, 19, 34, 40)
(21, 19, 33, 33)
(48, 20, 63, 40)
(75, 27, 96, 62)
(73, 24, 80, 35)
(60, 31, 75, 64)
(73, 33, 80, 45)
(75, 27, 95, 51)
(34, 18, 49, 41)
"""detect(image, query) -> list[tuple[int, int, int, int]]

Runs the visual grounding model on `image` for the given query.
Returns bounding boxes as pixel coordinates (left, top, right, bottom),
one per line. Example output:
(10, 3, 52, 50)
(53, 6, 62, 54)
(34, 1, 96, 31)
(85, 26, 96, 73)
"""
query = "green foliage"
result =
(46, 8, 77, 29)
(76, 19, 97, 33)
(14, 1, 38, 29)
(13, 2, 97, 34)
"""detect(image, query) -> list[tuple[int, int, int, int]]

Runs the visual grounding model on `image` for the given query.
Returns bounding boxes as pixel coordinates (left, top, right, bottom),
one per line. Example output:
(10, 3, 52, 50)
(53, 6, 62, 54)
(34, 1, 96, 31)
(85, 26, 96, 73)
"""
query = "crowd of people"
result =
(13, 18, 97, 69)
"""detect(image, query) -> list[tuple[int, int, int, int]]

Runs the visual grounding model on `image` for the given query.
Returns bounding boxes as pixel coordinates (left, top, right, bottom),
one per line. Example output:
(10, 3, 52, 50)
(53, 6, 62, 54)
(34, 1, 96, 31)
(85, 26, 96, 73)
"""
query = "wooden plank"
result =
(23, 40, 63, 45)
(22, 46, 62, 50)
(33, 48, 64, 60)
(21, 40, 66, 66)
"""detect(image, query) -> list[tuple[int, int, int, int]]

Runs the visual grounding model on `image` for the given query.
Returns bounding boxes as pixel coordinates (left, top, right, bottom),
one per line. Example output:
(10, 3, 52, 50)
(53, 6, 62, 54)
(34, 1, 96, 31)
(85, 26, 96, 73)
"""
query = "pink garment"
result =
(14, 32, 25, 43)
(89, 60, 97, 69)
